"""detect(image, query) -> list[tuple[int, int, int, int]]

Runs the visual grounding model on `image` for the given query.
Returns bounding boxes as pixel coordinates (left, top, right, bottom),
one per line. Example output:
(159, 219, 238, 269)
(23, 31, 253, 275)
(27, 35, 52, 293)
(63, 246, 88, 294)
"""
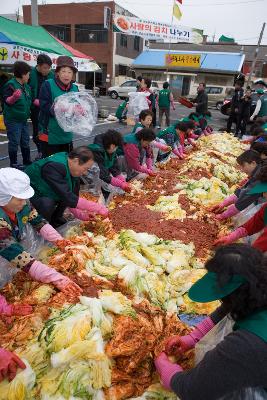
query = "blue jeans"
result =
(5, 120, 31, 165)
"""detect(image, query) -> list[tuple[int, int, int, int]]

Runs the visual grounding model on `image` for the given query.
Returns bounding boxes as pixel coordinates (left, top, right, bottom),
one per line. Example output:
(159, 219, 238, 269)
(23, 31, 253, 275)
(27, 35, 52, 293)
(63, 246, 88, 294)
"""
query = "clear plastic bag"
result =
(233, 203, 264, 245)
(218, 388, 267, 400)
(127, 92, 149, 119)
(81, 162, 102, 196)
(195, 315, 234, 364)
(54, 91, 98, 136)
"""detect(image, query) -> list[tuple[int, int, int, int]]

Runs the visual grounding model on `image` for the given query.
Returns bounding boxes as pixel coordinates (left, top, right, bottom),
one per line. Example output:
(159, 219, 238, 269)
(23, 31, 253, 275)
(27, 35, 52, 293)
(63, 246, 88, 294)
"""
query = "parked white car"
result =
(108, 80, 159, 99)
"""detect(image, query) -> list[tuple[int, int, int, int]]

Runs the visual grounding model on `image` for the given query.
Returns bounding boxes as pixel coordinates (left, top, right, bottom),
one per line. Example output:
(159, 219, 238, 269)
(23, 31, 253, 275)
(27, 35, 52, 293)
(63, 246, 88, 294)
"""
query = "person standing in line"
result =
(2, 61, 32, 168)
(38, 56, 79, 157)
(238, 89, 252, 138)
(141, 78, 157, 127)
(157, 81, 175, 128)
(226, 80, 244, 136)
(28, 54, 53, 159)
(192, 83, 208, 115)
(250, 89, 267, 122)
(136, 75, 143, 92)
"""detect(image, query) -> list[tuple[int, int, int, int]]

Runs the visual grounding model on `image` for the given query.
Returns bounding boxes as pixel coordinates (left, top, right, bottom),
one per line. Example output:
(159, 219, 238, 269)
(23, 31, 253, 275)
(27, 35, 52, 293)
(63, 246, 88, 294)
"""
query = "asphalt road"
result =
(0, 97, 228, 167)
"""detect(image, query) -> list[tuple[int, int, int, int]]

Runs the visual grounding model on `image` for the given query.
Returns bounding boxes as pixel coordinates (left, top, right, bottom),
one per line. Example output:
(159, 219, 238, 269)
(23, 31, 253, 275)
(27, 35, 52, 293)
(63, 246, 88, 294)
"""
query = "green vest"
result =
(25, 152, 78, 201)
(157, 125, 179, 141)
(158, 89, 171, 108)
(115, 100, 127, 119)
(88, 143, 117, 169)
(132, 122, 144, 134)
(29, 67, 54, 100)
(234, 308, 267, 343)
(3, 78, 32, 122)
(258, 94, 267, 118)
(47, 79, 78, 145)
(0, 204, 32, 240)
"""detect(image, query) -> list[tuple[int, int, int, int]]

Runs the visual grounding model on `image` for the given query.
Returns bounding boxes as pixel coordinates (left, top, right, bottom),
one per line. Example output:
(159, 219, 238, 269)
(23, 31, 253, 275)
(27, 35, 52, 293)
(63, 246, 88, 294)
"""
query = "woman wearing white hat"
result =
(0, 167, 82, 383)
(0, 167, 82, 295)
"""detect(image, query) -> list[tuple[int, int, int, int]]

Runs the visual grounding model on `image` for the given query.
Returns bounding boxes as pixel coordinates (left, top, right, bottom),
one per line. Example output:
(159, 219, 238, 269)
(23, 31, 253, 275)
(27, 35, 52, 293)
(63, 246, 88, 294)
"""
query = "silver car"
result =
(108, 80, 159, 99)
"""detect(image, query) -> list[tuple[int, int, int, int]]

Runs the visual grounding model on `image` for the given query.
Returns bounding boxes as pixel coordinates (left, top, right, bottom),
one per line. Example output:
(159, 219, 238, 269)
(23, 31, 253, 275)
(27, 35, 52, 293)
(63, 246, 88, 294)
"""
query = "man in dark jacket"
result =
(226, 80, 244, 136)
(192, 83, 208, 115)
(28, 54, 53, 158)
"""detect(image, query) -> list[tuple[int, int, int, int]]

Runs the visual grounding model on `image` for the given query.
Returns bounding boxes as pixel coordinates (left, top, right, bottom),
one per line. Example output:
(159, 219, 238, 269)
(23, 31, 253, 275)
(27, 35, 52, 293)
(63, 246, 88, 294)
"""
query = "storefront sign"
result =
(166, 53, 201, 68)
(0, 44, 100, 72)
(113, 14, 203, 44)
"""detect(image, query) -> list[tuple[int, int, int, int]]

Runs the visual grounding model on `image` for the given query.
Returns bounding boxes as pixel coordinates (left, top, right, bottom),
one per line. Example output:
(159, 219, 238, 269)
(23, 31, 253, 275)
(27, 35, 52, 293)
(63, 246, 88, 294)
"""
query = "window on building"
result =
(120, 34, 128, 48)
(75, 24, 108, 43)
(134, 36, 140, 51)
(43, 25, 71, 42)
(118, 65, 127, 76)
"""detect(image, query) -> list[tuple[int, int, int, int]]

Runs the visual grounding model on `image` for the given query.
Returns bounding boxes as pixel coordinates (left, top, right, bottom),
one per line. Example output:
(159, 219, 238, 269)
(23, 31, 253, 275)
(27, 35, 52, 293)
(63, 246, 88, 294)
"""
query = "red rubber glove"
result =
(0, 295, 32, 317)
(0, 349, 26, 382)
(77, 197, 109, 217)
(33, 98, 40, 107)
(213, 227, 248, 247)
(215, 204, 239, 220)
(147, 170, 157, 177)
(154, 352, 183, 390)
(6, 89, 22, 105)
(166, 317, 215, 357)
(111, 177, 132, 192)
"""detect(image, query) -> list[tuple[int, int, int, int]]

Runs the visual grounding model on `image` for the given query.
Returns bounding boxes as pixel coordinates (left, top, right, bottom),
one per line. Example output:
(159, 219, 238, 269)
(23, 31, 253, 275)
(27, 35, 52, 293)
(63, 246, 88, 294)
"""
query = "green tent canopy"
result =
(0, 16, 72, 55)
(219, 35, 235, 43)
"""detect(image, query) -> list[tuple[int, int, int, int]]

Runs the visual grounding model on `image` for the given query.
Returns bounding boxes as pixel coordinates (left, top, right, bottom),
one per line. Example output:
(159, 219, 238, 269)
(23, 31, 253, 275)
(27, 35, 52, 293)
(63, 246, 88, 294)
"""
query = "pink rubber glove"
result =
(216, 204, 239, 220)
(214, 227, 248, 246)
(189, 132, 199, 139)
(33, 98, 40, 107)
(40, 223, 64, 243)
(166, 317, 215, 356)
(0, 349, 26, 382)
(69, 208, 92, 221)
(0, 295, 32, 317)
(116, 175, 126, 182)
(111, 177, 131, 192)
(154, 352, 183, 390)
(77, 197, 109, 217)
(188, 138, 197, 147)
(29, 260, 82, 296)
(211, 194, 237, 214)
(6, 89, 22, 105)
(173, 147, 185, 160)
(146, 157, 153, 170)
(152, 141, 171, 152)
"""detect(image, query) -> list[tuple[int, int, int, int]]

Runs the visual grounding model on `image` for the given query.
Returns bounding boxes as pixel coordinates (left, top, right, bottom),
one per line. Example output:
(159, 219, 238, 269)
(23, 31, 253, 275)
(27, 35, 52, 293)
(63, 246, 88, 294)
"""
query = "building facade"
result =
(23, 1, 143, 91)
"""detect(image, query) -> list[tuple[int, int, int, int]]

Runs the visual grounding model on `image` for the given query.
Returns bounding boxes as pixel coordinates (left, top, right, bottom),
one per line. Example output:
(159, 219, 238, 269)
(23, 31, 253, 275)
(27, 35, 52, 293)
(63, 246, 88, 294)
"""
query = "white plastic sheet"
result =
(127, 92, 149, 119)
(54, 92, 98, 136)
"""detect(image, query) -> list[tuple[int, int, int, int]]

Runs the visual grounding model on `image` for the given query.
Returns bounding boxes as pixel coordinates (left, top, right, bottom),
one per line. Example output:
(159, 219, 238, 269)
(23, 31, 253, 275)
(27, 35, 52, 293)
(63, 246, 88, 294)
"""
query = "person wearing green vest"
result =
(28, 54, 54, 158)
(88, 130, 131, 193)
(123, 128, 157, 178)
(3, 61, 32, 168)
(25, 146, 108, 228)
(157, 82, 175, 128)
(115, 100, 128, 122)
(155, 243, 267, 399)
(132, 109, 153, 133)
(0, 167, 82, 299)
(38, 55, 79, 158)
(214, 179, 267, 251)
(250, 89, 267, 121)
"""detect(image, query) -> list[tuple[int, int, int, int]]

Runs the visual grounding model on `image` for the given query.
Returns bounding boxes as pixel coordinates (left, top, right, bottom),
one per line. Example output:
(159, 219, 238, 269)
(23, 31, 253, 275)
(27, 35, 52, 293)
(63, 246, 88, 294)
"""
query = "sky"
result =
(1, 0, 267, 45)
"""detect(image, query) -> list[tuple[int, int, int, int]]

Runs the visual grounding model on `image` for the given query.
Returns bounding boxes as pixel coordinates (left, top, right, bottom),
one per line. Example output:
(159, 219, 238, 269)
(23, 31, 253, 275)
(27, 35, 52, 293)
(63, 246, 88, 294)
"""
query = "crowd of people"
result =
(0, 55, 267, 399)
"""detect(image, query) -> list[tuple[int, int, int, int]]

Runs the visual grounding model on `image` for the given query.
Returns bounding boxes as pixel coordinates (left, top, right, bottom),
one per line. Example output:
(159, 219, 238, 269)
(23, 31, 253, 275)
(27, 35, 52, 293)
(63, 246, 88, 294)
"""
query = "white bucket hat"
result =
(0, 168, 34, 206)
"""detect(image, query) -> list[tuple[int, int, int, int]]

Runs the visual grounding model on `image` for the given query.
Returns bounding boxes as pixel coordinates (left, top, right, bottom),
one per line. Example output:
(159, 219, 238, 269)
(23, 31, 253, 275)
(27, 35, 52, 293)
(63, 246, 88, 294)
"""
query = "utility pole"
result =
(31, 0, 38, 26)
(247, 22, 266, 85)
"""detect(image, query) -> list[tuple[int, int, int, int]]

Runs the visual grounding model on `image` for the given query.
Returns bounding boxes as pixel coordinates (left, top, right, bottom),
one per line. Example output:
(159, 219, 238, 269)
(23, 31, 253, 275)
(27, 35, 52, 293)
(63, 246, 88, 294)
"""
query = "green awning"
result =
(0, 16, 72, 55)
(219, 35, 235, 43)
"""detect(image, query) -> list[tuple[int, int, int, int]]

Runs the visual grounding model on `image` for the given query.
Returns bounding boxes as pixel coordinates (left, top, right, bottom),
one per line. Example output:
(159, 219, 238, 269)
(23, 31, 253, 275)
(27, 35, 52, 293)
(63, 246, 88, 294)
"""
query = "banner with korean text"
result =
(166, 53, 201, 68)
(113, 14, 203, 44)
(0, 44, 100, 72)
